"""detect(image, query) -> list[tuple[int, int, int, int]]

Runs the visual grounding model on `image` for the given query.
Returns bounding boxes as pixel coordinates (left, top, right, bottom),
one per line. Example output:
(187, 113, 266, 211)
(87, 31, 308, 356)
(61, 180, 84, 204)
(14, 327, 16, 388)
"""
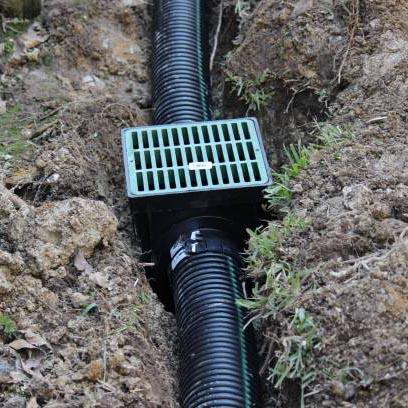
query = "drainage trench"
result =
(122, 1, 271, 406)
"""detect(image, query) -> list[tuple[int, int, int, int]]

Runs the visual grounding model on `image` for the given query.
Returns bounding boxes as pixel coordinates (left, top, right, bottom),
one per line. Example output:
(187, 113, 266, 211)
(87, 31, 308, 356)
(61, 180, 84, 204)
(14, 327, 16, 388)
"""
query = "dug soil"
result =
(0, 1, 178, 407)
(222, 0, 408, 407)
(1, 0, 408, 407)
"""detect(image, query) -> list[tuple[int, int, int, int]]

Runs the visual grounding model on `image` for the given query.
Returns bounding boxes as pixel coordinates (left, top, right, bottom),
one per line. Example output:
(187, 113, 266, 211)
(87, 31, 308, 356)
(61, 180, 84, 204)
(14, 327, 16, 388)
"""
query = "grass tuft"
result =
(241, 123, 354, 404)
(266, 122, 354, 209)
(0, 104, 33, 160)
(0, 313, 17, 335)
(226, 70, 273, 113)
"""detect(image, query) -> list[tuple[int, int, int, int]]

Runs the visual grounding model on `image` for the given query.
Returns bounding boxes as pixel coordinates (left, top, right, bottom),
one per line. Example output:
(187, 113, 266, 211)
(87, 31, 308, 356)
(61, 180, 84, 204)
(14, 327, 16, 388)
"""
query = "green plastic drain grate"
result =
(122, 118, 271, 211)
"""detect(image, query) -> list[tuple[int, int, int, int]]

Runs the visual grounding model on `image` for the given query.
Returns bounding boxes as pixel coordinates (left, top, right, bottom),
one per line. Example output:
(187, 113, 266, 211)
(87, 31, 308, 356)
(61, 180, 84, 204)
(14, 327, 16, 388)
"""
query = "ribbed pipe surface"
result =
(153, 0, 211, 124)
(170, 230, 260, 407)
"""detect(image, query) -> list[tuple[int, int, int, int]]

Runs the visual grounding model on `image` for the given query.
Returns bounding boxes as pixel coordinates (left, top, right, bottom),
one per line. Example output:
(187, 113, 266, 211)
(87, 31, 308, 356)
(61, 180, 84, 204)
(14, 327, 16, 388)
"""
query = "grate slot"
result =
(149, 141, 160, 191)
(237, 124, 255, 181)
(192, 126, 200, 144)
(217, 124, 234, 184)
(207, 125, 223, 185)
(177, 128, 192, 188)
(182, 127, 189, 144)
(232, 122, 241, 141)
(172, 128, 180, 146)
(158, 170, 165, 190)
(221, 123, 230, 142)
(132, 132, 139, 149)
(142, 131, 149, 148)
(202, 126, 210, 143)
(179, 169, 187, 188)
(147, 171, 154, 190)
(227, 123, 245, 182)
(252, 162, 261, 181)
(241, 122, 251, 139)
(154, 150, 163, 168)
(168, 131, 181, 189)
(135, 151, 142, 170)
(137, 172, 144, 191)
(158, 137, 170, 189)
(165, 149, 172, 167)
(187, 127, 203, 187)
(152, 130, 159, 148)
(197, 125, 212, 186)
(145, 150, 152, 169)
(241, 163, 251, 182)
(212, 125, 220, 142)
(163, 129, 170, 147)
(137, 132, 149, 189)
(246, 142, 256, 160)
(220, 165, 228, 184)
(168, 169, 176, 189)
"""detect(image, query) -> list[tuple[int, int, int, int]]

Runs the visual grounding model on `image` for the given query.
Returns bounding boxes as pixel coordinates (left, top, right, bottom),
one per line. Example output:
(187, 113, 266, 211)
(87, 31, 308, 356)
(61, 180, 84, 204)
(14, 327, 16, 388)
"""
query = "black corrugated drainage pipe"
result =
(152, 1, 261, 407)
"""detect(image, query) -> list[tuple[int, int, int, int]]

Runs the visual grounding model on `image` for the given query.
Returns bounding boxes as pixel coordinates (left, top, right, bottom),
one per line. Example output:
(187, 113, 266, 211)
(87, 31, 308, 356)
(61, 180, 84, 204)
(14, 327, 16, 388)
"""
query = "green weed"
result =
(0, 104, 33, 160)
(242, 121, 355, 403)
(0, 314, 17, 335)
(266, 142, 311, 209)
(271, 308, 320, 408)
(266, 122, 354, 209)
(4, 38, 15, 55)
(42, 52, 54, 66)
(241, 215, 317, 405)
(226, 70, 273, 112)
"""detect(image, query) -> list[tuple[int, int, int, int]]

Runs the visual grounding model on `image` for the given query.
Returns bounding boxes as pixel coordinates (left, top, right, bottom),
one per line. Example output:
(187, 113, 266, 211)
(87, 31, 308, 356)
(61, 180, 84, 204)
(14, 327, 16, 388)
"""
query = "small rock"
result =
(89, 272, 110, 289)
(70, 292, 89, 308)
(4, 166, 38, 188)
(370, 202, 392, 220)
(330, 380, 345, 397)
(343, 184, 373, 211)
(87, 359, 104, 382)
(19, 24, 49, 50)
(3, 396, 26, 408)
(344, 384, 356, 400)
(110, 351, 125, 371)
(0, 361, 13, 384)
(0, 271, 12, 294)
(74, 251, 93, 274)
(25, 48, 40, 62)
(82, 75, 105, 90)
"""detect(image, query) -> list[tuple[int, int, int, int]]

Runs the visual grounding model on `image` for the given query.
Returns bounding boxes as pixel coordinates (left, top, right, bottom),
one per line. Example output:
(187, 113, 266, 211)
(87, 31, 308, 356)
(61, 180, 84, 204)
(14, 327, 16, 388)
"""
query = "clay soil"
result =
(0, 1, 178, 407)
(222, 0, 408, 407)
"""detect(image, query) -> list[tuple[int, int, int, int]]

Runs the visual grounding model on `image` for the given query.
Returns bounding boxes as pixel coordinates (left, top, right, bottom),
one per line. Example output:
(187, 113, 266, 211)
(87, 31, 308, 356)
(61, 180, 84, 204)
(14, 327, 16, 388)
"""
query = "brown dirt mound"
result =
(1, 1, 177, 407)
(224, 0, 408, 406)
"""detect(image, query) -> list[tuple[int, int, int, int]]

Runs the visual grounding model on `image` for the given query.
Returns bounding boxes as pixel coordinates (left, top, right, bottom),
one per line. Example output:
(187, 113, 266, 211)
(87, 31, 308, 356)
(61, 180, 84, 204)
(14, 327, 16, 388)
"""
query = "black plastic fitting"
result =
(152, 0, 211, 124)
(170, 228, 260, 407)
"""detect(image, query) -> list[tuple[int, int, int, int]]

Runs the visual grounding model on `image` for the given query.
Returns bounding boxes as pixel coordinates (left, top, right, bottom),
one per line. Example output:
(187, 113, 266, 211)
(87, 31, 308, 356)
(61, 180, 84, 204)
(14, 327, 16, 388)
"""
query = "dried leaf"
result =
(8, 339, 37, 351)
(74, 251, 93, 274)
(89, 272, 110, 289)
(9, 370, 27, 383)
(27, 397, 40, 408)
(20, 329, 49, 348)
